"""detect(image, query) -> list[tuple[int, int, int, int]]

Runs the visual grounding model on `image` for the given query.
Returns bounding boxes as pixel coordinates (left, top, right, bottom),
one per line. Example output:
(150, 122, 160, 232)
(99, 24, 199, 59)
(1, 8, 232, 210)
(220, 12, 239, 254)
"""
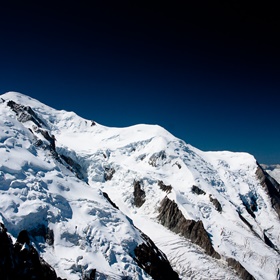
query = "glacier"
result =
(0, 91, 279, 280)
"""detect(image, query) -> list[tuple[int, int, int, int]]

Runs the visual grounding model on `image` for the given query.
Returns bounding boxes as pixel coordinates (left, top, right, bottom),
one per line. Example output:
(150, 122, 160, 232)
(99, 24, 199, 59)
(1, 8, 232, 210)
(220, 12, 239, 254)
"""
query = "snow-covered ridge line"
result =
(1, 91, 280, 280)
(0, 92, 179, 279)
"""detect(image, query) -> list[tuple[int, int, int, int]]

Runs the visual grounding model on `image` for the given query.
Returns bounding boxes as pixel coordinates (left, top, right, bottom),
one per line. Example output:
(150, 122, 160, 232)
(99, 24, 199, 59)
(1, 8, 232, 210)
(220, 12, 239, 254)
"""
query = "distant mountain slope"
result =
(262, 164, 280, 184)
(0, 92, 279, 280)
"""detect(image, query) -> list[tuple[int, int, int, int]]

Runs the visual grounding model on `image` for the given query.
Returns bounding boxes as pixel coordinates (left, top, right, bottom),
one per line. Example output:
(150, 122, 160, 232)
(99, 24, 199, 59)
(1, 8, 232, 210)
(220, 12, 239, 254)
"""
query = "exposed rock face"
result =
(263, 231, 278, 252)
(239, 194, 257, 218)
(133, 181, 146, 207)
(38, 129, 56, 151)
(173, 161, 181, 169)
(0, 223, 63, 280)
(29, 224, 54, 246)
(226, 258, 255, 280)
(158, 196, 220, 259)
(238, 212, 253, 231)
(102, 192, 119, 210)
(191, 185, 206, 195)
(134, 232, 179, 280)
(209, 194, 222, 212)
(256, 164, 280, 219)
(60, 154, 85, 180)
(261, 164, 280, 184)
(7, 100, 45, 128)
(6, 99, 58, 156)
(103, 166, 115, 181)
(158, 180, 172, 193)
(148, 151, 167, 167)
(31, 127, 59, 158)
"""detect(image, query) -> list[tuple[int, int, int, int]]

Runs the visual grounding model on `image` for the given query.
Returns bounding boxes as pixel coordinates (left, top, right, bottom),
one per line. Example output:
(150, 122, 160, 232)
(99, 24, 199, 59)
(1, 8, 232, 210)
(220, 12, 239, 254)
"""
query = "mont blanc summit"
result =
(0, 91, 279, 280)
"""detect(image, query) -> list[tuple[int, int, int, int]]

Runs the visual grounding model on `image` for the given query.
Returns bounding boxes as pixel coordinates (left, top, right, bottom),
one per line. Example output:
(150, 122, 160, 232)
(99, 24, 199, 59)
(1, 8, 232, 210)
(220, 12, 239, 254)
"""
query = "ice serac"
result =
(0, 91, 280, 280)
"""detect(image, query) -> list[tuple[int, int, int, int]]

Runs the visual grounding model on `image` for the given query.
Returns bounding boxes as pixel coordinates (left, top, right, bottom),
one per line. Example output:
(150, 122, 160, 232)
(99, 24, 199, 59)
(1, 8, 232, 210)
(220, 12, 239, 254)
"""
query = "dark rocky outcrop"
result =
(239, 194, 257, 218)
(256, 164, 280, 219)
(238, 212, 253, 231)
(29, 224, 54, 246)
(0, 223, 64, 280)
(226, 257, 255, 280)
(158, 180, 172, 193)
(7, 100, 45, 128)
(158, 196, 220, 259)
(104, 166, 115, 181)
(263, 231, 279, 253)
(34, 139, 43, 147)
(134, 232, 179, 280)
(191, 185, 206, 195)
(209, 194, 222, 212)
(60, 154, 85, 180)
(32, 128, 58, 159)
(133, 181, 146, 207)
(174, 161, 181, 169)
(6, 100, 60, 157)
(85, 269, 96, 279)
(148, 151, 167, 167)
(102, 192, 119, 210)
(39, 129, 56, 151)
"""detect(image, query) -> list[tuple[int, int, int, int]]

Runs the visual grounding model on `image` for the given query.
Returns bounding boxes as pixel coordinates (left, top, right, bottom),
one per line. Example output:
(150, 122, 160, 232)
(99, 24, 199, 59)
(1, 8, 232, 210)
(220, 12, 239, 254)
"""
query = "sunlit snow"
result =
(0, 91, 279, 280)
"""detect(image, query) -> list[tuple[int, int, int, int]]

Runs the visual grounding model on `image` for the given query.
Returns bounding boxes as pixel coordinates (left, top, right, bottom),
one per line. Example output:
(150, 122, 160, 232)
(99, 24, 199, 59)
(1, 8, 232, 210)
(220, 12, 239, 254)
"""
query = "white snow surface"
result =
(0, 91, 280, 280)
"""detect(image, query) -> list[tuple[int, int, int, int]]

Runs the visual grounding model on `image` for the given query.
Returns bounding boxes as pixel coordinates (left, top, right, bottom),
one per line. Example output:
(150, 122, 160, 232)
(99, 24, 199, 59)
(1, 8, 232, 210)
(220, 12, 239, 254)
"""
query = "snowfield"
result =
(0, 91, 279, 280)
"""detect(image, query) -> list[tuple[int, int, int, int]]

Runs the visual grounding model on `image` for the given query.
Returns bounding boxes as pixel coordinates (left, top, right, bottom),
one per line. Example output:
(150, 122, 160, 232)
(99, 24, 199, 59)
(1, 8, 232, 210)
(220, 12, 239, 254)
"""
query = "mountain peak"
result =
(0, 92, 279, 279)
(2, 91, 35, 102)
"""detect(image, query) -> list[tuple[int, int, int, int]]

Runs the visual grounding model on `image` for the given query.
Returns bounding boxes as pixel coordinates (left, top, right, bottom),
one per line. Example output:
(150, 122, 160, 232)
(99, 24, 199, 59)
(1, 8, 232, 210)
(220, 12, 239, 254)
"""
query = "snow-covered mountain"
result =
(0, 91, 279, 280)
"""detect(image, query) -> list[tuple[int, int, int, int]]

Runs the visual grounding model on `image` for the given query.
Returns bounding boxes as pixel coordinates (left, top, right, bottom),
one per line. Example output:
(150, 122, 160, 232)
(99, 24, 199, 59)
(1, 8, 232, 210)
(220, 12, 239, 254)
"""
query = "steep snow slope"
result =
(0, 92, 179, 280)
(1, 92, 280, 280)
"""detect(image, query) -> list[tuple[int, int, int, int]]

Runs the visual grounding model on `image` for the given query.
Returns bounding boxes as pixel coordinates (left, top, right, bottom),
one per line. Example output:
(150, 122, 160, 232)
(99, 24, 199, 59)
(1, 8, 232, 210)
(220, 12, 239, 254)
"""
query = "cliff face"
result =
(226, 258, 255, 280)
(256, 164, 280, 219)
(134, 231, 179, 280)
(157, 197, 255, 280)
(158, 196, 220, 259)
(0, 223, 61, 280)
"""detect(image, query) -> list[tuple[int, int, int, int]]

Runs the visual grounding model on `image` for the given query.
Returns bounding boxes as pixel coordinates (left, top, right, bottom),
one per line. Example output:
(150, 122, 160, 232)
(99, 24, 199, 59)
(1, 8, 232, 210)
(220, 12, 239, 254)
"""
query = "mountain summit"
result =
(0, 91, 279, 280)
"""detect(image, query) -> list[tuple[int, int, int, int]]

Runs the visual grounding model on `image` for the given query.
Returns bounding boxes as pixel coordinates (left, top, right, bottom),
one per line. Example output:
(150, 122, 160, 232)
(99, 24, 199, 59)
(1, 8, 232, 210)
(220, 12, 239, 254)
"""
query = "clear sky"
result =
(0, 2, 279, 164)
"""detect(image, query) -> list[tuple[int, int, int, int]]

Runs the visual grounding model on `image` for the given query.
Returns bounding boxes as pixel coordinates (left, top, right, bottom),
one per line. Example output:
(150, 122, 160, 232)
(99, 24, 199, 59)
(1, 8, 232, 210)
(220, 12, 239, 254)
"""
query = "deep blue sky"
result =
(0, 2, 279, 164)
